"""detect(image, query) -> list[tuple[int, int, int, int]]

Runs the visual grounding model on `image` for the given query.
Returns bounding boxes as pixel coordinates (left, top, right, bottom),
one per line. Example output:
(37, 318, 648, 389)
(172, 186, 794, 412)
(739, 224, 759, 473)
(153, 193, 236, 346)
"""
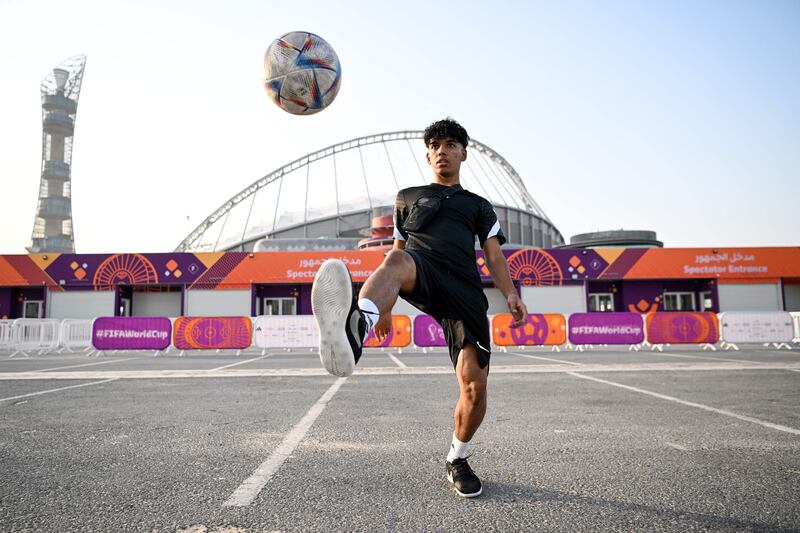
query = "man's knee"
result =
(460, 378, 486, 407)
(382, 249, 413, 271)
(381, 249, 416, 292)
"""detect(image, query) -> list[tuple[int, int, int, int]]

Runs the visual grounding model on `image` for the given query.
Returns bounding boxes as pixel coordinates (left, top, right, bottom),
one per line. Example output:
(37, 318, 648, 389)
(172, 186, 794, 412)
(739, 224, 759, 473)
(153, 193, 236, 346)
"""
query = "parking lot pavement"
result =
(0, 347, 798, 531)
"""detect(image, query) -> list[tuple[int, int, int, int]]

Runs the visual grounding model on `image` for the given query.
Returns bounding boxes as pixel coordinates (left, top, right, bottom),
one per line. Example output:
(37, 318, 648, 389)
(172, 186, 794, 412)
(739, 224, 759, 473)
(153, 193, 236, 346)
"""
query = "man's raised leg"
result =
(358, 250, 417, 339)
(312, 250, 416, 377)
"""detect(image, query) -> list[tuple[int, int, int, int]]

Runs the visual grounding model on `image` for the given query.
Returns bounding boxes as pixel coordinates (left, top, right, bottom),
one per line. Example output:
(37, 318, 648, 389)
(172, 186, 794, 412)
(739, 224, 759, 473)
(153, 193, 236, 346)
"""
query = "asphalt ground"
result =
(0, 345, 798, 532)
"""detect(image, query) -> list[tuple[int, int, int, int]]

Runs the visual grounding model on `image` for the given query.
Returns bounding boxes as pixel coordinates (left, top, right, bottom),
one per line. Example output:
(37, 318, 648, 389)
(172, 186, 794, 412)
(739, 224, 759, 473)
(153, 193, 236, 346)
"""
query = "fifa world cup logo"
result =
(428, 323, 444, 342)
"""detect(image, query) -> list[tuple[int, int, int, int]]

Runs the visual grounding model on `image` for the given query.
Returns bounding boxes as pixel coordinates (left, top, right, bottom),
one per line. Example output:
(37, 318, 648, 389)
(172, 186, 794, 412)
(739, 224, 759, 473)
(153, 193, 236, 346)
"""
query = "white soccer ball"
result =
(263, 31, 342, 115)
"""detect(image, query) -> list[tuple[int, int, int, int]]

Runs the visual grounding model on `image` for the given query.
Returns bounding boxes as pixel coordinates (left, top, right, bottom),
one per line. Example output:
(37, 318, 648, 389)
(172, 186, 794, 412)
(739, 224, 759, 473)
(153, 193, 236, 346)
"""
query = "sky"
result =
(0, 0, 798, 254)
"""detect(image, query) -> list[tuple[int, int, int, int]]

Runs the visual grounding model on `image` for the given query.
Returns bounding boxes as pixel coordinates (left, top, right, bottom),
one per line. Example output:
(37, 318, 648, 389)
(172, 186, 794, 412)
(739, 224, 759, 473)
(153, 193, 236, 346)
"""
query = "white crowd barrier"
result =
(59, 319, 95, 352)
(791, 312, 800, 344)
(253, 315, 318, 349)
(4, 311, 800, 356)
(0, 320, 14, 350)
(720, 312, 794, 344)
(11, 318, 61, 356)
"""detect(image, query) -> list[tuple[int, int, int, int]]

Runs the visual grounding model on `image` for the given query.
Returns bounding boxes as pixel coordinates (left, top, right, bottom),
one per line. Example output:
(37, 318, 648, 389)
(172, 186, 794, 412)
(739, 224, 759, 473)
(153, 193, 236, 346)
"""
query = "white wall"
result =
(184, 289, 251, 316)
(521, 285, 586, 314)
(391, 288, 521, 316)
(484, 288, 509, 314)
(391, 297, 423, 316)
(393, 286, 587, 316)
(133, 292, 181, 317)
(718, 283, 783, 311)
(47, 290, 115, 319)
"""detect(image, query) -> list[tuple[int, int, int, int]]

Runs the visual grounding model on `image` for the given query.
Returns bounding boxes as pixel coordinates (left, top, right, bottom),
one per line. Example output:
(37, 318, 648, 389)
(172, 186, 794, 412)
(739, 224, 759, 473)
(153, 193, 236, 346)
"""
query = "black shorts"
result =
(399, 249, 491, 369)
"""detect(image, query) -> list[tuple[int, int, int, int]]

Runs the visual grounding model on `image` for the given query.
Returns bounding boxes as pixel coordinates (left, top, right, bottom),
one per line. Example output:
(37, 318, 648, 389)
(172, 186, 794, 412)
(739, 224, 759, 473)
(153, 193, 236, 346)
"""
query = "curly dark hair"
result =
(423, 118, 469, 148)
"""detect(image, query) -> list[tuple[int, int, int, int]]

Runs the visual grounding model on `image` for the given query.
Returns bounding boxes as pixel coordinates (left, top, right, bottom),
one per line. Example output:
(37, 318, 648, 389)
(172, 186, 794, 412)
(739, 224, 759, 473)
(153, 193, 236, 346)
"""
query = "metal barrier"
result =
(364, 315, 412, 349)
(413, 315, 447, 352)
(492, 313, 567, 350)
(59, 319, 95, 353)
(719, 311, 794, 350)
(0, 320, 14, 350)
(173, 316, 253, 355)
(253, 315, 318, 350)
(791, 312, 800, 344)
(11, 318, 61, 357)
(4, 310, 790, 357)
(645, 312, 719, 351)
(567, 312, 645, 351)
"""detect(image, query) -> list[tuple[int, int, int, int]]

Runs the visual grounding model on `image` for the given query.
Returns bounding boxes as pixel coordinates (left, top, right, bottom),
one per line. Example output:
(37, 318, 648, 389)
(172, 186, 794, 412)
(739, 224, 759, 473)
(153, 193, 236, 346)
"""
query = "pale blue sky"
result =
(0, 0, 797, 253)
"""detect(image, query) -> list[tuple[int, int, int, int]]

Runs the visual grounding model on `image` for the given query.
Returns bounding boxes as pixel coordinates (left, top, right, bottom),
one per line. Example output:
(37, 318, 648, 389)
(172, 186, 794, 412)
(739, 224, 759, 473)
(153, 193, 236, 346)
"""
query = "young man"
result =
(311, 118, 527, 498)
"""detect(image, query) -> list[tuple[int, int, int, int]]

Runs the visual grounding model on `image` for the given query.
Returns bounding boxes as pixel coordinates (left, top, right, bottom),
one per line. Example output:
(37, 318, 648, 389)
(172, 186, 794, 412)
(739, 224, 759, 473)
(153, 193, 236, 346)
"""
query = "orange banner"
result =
(213, 251, 386, 286)
(173, 316, 253, 349)
(364, 315, 412, 348)
(624, 248, 800, 280)
(492, 313, 567, 346)
(645, 312, 719, 344)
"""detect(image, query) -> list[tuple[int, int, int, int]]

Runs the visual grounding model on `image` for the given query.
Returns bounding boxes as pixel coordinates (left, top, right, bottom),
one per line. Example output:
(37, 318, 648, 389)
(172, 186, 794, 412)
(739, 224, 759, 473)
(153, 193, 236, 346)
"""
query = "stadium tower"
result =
(28, 55, 87, 253)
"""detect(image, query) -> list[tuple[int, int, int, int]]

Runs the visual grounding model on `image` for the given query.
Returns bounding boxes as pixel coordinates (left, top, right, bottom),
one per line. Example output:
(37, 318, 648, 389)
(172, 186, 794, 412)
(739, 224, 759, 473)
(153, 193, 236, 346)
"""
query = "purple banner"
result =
(92, 316, 171, 350)
(568, 313, 645, 345)
(413, 315, 447, 347)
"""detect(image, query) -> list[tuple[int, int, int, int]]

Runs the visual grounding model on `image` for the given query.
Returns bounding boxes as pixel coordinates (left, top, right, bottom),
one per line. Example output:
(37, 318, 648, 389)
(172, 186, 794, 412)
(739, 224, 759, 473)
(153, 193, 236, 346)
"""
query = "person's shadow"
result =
(480, 481, 795, 532)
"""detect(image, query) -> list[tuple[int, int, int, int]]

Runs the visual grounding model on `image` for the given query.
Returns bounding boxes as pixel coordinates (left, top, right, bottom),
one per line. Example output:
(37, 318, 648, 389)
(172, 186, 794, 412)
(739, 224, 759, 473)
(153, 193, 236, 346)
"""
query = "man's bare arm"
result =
(482, 236, 527, 327)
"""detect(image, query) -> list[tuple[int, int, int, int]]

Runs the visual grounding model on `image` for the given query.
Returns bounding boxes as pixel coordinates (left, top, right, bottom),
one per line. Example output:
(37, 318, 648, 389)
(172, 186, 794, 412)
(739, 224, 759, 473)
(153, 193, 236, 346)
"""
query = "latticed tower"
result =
(28, 54, 87, 253)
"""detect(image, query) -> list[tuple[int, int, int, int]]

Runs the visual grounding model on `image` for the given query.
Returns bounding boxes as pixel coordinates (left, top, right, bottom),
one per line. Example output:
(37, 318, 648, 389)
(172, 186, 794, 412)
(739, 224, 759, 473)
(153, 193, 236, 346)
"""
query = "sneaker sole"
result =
(446, 472, 483, 498)
(311, 259, 356, 377)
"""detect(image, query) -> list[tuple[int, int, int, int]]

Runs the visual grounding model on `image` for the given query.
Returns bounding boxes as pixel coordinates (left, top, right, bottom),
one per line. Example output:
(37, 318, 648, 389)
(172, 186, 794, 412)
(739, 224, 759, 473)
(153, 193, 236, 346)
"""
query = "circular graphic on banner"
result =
(506, 249, 563, 286)
(510, 314, 550, 344)
(646, 312, 718, 344)
(493, 314, 566, 346)
(93, 254, 158, 290)
(668, 314, 712, 343)
(175, 317, 252, 349)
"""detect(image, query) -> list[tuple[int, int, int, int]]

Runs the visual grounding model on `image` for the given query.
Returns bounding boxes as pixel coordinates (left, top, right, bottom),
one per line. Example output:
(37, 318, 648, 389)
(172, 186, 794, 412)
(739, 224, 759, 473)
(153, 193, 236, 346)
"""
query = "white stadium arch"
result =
(176, 131, 563, 253)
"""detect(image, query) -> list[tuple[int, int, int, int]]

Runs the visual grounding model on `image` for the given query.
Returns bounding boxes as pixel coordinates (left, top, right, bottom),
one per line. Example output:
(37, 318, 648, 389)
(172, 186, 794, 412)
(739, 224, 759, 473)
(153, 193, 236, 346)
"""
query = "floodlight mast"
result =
(28, 54, 87, 253)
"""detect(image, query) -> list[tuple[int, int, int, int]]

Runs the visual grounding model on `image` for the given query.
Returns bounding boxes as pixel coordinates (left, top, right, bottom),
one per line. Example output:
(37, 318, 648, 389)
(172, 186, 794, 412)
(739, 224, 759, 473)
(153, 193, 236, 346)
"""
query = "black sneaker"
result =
(446, 457, 483, 498)
(311, 259, 366, 377)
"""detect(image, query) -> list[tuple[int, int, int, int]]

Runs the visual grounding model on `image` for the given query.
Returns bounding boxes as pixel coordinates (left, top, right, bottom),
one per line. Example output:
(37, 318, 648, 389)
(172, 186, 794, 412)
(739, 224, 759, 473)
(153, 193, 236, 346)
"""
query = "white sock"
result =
(447, 433, 469, 462)
(358, 298, 380, 340)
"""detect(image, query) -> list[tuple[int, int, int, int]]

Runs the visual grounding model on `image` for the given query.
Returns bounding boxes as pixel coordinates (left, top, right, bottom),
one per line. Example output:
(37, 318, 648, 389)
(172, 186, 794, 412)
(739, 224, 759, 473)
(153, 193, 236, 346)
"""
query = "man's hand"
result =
(374, 313, 393, 342)
(507, 293, 528, 328)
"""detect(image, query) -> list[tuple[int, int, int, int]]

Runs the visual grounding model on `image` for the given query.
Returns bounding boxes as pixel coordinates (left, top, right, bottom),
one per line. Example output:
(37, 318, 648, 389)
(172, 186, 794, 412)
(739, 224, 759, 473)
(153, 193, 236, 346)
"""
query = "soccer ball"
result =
(263, 31, 342, 115)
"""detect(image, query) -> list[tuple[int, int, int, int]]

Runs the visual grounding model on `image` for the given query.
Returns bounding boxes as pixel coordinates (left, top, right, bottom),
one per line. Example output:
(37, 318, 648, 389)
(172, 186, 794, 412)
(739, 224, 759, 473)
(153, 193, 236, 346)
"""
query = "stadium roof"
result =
(176, 130, 562, 252)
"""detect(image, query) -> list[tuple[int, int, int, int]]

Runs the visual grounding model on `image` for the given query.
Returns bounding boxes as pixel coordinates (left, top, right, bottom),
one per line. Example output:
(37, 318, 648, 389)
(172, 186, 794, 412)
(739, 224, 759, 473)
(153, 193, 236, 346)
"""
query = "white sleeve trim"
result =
(486, 219, 501, 240)
(393, 226, 406, 241)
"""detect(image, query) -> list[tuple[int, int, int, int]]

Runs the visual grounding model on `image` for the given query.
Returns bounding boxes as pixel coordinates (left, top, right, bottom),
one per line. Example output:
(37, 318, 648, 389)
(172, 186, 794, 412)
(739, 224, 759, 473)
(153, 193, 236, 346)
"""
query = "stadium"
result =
(2, 21, 800, 531)
(2, 117, 800, 320)
(3, 56, 799, 322)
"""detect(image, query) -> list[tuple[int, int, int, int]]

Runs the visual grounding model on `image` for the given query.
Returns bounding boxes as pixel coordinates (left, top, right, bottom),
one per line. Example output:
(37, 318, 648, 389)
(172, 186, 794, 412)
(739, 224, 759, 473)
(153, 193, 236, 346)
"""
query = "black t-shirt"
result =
(393, 183, 506, 288)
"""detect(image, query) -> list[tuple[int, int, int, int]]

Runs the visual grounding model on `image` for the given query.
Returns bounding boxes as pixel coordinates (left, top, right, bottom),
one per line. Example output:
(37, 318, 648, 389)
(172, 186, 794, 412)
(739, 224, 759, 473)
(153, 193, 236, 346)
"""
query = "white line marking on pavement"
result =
(223, 377, 347, 507)
(659, 351, 759, 364)
(0, 362, 799, 381)
(34, 358, 133, 373)
(210, 354, 272, 371)
(788, 368, 800, 373)
(506, 351, 583, 366)
(0, 378, 118, 403)
(567, 372, 800, 436)
(387, 353, 407, 368)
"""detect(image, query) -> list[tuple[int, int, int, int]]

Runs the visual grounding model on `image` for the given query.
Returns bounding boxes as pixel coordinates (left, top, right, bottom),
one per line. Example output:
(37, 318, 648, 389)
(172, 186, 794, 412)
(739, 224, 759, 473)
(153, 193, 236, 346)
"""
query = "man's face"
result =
(425, 137, 467, 178)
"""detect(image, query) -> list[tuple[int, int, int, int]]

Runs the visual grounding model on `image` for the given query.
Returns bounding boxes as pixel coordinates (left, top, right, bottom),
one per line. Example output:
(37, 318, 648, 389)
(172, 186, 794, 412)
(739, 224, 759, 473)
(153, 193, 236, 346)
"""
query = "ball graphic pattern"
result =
(263, 31, 342, 115)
